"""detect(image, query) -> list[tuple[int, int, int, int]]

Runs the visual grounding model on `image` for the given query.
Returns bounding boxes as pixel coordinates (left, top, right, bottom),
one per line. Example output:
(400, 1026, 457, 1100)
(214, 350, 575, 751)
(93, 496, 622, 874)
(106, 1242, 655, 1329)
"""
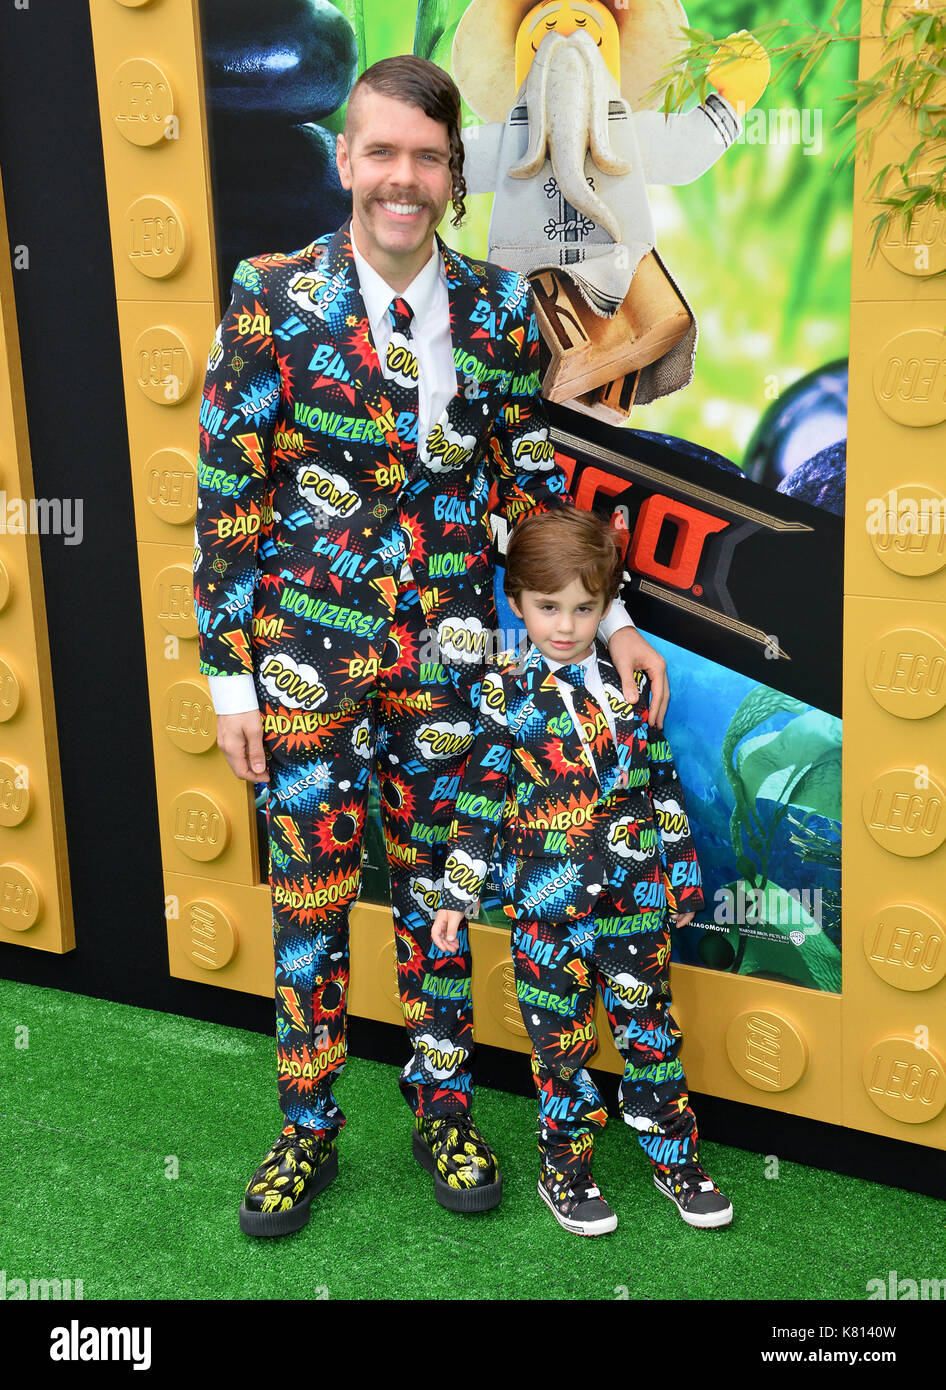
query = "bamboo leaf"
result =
(866, 162, 894, 196)
(680, 26, 716, 46)
(797, 48, 825, 86)
(913, 16, 934, 53)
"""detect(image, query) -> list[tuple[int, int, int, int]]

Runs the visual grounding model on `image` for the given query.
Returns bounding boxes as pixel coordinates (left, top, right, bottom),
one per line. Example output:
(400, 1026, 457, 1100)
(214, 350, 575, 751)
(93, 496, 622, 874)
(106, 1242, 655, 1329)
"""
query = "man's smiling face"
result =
(336, 89, 453, 289)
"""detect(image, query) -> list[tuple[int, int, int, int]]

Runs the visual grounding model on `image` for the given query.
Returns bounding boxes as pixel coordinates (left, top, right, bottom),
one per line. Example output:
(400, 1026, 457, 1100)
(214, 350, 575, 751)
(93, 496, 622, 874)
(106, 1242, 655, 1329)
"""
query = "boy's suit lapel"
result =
(506, 644, 546, 738)
(594, 646, 647, 772)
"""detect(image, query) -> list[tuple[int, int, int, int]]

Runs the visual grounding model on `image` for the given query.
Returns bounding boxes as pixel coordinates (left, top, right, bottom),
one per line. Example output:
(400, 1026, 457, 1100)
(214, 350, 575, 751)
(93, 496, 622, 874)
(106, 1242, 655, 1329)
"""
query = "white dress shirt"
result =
(349, 220, 456, 452)
(206, 227, 634, 716)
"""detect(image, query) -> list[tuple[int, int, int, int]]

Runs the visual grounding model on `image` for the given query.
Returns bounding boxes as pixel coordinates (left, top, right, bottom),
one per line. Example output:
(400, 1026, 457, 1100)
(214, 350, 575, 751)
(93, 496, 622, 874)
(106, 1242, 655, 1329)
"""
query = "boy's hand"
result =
(216, 711, 269, 782)
(432, 909, 466, 953)
(671, 911, 695, 928)
(606, 626, 669, 729)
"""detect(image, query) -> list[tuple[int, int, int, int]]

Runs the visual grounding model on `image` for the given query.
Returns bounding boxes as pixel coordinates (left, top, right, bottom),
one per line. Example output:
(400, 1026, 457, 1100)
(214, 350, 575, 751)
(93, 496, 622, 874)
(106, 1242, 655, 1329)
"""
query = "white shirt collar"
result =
(349, 219, 444, 335)
(543, 648, 597, 676)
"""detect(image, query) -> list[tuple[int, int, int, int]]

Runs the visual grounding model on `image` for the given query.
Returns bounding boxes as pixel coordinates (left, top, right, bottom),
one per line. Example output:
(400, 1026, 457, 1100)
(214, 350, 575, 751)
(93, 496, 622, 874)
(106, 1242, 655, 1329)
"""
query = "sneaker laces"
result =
(275, 1124, 326, 1161)
(666, 1161, 716, 1194)
(542, 1165, 601, 1204)
(569, 1173, 602, 1203)
(428, 1112, 478, 1143)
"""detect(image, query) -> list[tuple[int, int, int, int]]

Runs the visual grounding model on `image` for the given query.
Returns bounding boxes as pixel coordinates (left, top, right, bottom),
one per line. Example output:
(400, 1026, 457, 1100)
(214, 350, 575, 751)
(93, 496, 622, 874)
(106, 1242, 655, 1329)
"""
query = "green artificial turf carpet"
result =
(1, 979, 942, 1301)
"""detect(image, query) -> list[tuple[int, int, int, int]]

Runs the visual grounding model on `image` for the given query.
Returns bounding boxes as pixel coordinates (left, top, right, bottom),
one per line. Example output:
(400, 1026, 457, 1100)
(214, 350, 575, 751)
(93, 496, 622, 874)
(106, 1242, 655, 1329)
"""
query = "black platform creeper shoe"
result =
(412, 1112, 502, 1212)
(652, 1158, 733, 1228)
(538, 1164, 617, 1237)
(239, 1123, 338, 1237)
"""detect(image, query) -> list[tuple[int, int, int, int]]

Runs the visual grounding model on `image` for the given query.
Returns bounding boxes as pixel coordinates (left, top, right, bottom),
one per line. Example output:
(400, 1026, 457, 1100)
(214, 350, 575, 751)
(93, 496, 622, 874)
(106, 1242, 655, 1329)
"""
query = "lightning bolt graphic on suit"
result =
(278, 986, 305, 1032)
(275, 815, 306, 860)
(566, 959, 590, 991)
(234, 431, 266, 475)
(515, 747, 546, 786)
(221, 630, 253, 672)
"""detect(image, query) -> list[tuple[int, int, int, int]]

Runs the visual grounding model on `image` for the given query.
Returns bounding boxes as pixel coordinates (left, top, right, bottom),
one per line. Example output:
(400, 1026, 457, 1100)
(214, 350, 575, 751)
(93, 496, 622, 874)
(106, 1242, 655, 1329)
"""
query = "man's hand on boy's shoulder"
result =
(621, 667, 653, 720)
(605, 626, 668, 729)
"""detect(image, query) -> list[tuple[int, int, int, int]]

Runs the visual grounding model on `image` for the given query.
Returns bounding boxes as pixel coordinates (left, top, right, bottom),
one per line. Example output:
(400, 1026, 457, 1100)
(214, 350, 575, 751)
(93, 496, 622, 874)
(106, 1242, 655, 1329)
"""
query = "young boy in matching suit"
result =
(432, 508, 732, 1235)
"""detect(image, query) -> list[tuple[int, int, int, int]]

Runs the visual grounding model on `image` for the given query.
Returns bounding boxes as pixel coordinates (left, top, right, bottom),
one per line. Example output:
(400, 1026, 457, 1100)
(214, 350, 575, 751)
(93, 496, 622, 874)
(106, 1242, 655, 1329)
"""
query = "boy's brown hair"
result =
(503, 507, 623, 606)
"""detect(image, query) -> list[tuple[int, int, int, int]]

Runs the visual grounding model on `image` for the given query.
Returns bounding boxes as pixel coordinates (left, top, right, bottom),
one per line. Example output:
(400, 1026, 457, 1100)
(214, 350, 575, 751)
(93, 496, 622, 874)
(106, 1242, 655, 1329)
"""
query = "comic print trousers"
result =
(256, 579, 480, 1136)
(511, 889, 700, 1178)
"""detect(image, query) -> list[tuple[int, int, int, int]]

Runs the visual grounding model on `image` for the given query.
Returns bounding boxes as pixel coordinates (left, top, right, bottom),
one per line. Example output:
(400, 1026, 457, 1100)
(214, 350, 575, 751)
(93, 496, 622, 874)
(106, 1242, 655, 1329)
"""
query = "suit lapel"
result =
(595, 647, 646, 767)
(314, 220, 382, 394)
(423, 237, 494, 455)
(317, 222, 498, 467)
(317, 220, 423, 470)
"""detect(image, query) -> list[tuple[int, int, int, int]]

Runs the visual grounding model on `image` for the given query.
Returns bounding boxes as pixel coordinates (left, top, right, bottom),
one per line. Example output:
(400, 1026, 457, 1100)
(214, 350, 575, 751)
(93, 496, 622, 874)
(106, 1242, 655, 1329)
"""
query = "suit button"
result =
(383, 564, 394, 575)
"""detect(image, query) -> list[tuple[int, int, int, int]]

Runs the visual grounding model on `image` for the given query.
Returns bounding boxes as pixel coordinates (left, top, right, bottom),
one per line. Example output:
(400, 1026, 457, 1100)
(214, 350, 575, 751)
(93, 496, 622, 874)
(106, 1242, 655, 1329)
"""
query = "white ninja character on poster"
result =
(453, 0, 770, 422)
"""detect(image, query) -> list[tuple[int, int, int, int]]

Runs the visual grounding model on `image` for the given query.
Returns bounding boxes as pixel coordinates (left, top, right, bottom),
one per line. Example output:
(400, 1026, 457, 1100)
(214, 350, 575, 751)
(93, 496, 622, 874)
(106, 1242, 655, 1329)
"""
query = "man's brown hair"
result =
(504, 508, 623, 606)
(344, 56, 467, 227)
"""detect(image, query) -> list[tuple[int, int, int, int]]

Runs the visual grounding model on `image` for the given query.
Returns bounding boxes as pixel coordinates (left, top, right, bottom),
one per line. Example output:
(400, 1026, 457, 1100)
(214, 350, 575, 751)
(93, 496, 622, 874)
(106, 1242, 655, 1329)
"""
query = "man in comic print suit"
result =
(194, 55, 668, 1238)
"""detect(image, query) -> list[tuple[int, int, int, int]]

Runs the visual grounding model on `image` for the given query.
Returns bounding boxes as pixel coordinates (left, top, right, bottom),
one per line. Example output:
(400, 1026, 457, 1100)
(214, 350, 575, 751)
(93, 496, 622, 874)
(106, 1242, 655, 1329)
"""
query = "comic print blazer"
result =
(194, 217, 570, 713)
(440, 641, 705, 926)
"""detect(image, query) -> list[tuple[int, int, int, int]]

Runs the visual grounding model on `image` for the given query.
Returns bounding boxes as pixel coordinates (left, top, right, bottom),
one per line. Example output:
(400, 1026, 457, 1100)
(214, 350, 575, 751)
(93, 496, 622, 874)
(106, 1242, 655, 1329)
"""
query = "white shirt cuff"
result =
(598, 596, 635, 643)
(206, 674, 259, 715)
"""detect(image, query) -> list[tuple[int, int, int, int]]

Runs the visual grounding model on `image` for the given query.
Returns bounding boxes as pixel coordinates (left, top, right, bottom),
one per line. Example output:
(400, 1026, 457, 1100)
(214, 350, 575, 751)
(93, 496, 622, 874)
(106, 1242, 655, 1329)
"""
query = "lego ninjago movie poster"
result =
(199, 0, 851, 992)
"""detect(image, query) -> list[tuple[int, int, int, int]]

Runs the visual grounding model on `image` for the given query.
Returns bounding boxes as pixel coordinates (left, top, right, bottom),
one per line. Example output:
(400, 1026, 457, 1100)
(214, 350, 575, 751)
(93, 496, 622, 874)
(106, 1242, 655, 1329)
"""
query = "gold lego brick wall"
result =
(840, 1, 946, 1145)
(0, 171, 74, 952)
(87, 0, 268, 992)
(84, 0, 944, 1148)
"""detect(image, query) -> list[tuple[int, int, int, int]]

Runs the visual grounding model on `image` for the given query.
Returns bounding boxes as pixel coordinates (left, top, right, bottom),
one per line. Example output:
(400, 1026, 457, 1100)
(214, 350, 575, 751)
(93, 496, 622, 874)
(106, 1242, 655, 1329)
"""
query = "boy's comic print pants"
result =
(255, 580, 478, 1137)
(511, 889, 700, 1177)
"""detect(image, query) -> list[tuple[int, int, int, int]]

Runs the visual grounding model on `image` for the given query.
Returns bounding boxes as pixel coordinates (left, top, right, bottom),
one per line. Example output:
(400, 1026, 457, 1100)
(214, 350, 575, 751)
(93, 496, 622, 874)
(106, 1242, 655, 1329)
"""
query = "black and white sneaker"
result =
(652, 1159, 733, 1228)
(538, 1166, 617, 1236)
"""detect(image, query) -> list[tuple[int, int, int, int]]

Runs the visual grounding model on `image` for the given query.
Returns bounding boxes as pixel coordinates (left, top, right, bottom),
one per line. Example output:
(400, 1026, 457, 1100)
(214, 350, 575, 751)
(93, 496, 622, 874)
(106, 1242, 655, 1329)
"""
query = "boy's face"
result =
(509, 578, 609, 666)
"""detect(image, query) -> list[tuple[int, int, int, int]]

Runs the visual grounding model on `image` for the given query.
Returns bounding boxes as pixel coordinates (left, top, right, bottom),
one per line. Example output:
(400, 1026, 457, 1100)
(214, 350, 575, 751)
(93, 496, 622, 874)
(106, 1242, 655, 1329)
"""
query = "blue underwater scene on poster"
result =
(201, 0, 849, 993)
